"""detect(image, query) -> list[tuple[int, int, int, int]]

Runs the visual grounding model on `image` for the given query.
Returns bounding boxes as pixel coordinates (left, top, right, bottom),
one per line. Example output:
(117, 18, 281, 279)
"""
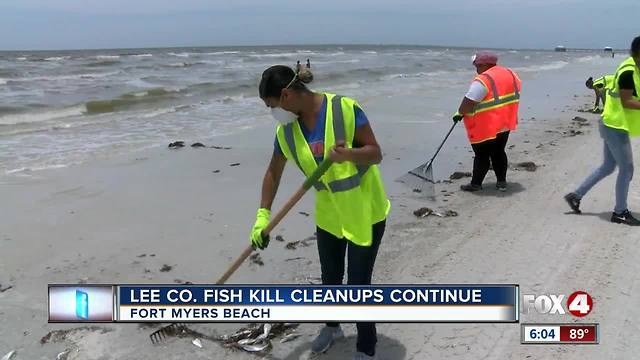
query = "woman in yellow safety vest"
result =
(250, 63, 390, 360)
(565, 36, 640, 225)
(585, 75, 614, 113)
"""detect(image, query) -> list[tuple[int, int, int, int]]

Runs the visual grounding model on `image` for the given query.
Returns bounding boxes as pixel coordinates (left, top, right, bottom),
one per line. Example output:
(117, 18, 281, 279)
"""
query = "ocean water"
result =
(0, 45, 612, 174)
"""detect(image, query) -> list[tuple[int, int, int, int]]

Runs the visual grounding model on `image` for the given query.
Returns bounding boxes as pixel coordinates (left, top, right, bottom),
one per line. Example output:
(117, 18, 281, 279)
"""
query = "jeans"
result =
(471, 131, 510, 185)
(575, 119, 634, 213)
(316, 220, 386, 356)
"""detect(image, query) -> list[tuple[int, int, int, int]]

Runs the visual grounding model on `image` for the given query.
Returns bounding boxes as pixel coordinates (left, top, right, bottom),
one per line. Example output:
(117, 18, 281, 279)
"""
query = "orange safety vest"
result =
(463, 66, 521, 144)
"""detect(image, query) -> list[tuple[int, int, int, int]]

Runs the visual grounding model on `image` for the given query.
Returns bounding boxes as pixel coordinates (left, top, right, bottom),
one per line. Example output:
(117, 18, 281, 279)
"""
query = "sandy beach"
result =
(2, 53, 639, 360)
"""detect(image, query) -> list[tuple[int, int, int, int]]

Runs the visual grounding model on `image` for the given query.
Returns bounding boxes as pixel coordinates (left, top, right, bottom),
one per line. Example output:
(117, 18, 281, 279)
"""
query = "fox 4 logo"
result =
(523, 291, 593, 317)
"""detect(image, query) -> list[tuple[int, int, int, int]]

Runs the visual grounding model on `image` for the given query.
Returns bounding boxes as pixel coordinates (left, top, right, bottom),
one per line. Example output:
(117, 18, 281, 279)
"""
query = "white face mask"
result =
(271, 107, 297, 125)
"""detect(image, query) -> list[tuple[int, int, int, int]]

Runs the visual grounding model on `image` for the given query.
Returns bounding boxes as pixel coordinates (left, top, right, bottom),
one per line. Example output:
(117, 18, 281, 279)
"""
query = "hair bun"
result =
(298, 68, 314, 84)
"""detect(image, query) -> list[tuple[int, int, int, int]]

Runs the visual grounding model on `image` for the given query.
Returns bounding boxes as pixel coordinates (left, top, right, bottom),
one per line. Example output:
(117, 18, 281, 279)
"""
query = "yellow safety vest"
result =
(593, 75, 614, 88)
(603, 57, 640, 136)
(275, 93, 390, 247)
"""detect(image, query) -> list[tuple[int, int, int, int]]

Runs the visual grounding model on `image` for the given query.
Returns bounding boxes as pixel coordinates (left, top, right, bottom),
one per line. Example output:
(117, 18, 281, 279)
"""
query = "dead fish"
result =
(240, 342, 270, 352)
(449, 171, 472, 180)
(1, 351, 16, 360)
(249, 253, 264, 266)
(260, 323, 272, 339)
(285, 241, 300, 250)
(443, 210, 459, 217)
(192, 338, 203, 348)
(229, 163, 241, 167)
(56, 349, 71, 360)
(280, 333, 301, 343)
(168, 141, 185, 148)
(515, 162, 537, 172)
(413, 207, 433, 218)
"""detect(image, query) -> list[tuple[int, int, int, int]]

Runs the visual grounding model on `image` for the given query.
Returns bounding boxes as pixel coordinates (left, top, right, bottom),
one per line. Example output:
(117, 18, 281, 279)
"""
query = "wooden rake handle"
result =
(215, 158, 333, 284)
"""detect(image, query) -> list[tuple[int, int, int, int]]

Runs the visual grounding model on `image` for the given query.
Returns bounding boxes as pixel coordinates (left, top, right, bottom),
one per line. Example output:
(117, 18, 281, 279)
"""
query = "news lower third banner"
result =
(48, 284, 519, 323)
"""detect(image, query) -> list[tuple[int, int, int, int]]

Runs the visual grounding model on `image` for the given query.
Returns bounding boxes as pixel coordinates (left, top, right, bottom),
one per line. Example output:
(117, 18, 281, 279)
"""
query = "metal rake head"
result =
(149, 323, 188, 344)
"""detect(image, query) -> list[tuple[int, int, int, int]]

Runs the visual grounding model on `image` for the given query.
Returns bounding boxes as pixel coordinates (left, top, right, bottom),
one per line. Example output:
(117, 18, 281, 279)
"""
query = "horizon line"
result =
(0, 42, 625, 53)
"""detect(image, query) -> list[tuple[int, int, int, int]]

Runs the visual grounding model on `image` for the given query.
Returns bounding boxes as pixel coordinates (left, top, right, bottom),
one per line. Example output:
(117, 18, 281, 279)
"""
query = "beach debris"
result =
(210, 145, 232, 150)
(275, 235, 285, 242)
(159, 264, 173, 272)
(212, 170, 221, 173)
(41, 326, 113, 344)
(249, 253, 264, 266)
(285, 236, 316, 250)
(0, 285, 13, 293)
(149, 322, 299, 351)
(191, 142, 206, 148)
(412, 188, 422, 193)
(413, 207, 458, 218)
(56, 348, 74, 360)
(441, 210, 459, 217)
(150, 254, 156, 257)
(168, 141, 185, 149)
(137, 253, 146, 258)
(413, 207, 433, 217)
(298, 211, 310, 217)
(229, 163, 240, 167)
(563, 129, 584, 137)
(222, 323, 299, 352)
(1, 351, 16, 360)
(173, 279, 193, 284)
(449, 171, 472, 180)
(285, 257, 306, 262)
(572, 116, 591, 127)
(305, 276, 322, 284)
(515, 161, 538, 172)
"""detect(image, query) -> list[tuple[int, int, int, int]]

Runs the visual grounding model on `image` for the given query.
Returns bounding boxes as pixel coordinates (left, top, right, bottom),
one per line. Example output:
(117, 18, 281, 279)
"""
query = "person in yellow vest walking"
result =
(586, 75, 614, 113)
(453, 51, 521, 192)
(565, 36, 640, 225)
(250, 63, 390, 359)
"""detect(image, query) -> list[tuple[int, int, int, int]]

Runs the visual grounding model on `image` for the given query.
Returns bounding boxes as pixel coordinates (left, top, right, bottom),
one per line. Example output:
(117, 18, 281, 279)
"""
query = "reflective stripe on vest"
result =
(282, 95, 370, 193)
(282, 125, 328, 191)
(473, 70, 520, 113)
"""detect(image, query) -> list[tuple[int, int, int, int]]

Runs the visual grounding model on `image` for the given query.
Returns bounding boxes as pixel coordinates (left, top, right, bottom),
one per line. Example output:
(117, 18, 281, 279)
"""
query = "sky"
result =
(0, 0, 638, 50)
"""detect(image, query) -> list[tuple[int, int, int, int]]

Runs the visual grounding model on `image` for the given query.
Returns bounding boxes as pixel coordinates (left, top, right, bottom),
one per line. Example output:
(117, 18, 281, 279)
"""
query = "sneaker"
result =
(496, 181, 507, 192)
(564, 193, 582, 214)
(311, 326, 344, 354)
(611, 210, 640, 226)
(460, 183, 482, 192)
(353, 351, 376, 360)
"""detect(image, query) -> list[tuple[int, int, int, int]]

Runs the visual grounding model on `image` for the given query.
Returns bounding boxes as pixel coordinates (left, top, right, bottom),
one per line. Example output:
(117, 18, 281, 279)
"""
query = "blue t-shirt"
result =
(274, 96, 369, 163)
